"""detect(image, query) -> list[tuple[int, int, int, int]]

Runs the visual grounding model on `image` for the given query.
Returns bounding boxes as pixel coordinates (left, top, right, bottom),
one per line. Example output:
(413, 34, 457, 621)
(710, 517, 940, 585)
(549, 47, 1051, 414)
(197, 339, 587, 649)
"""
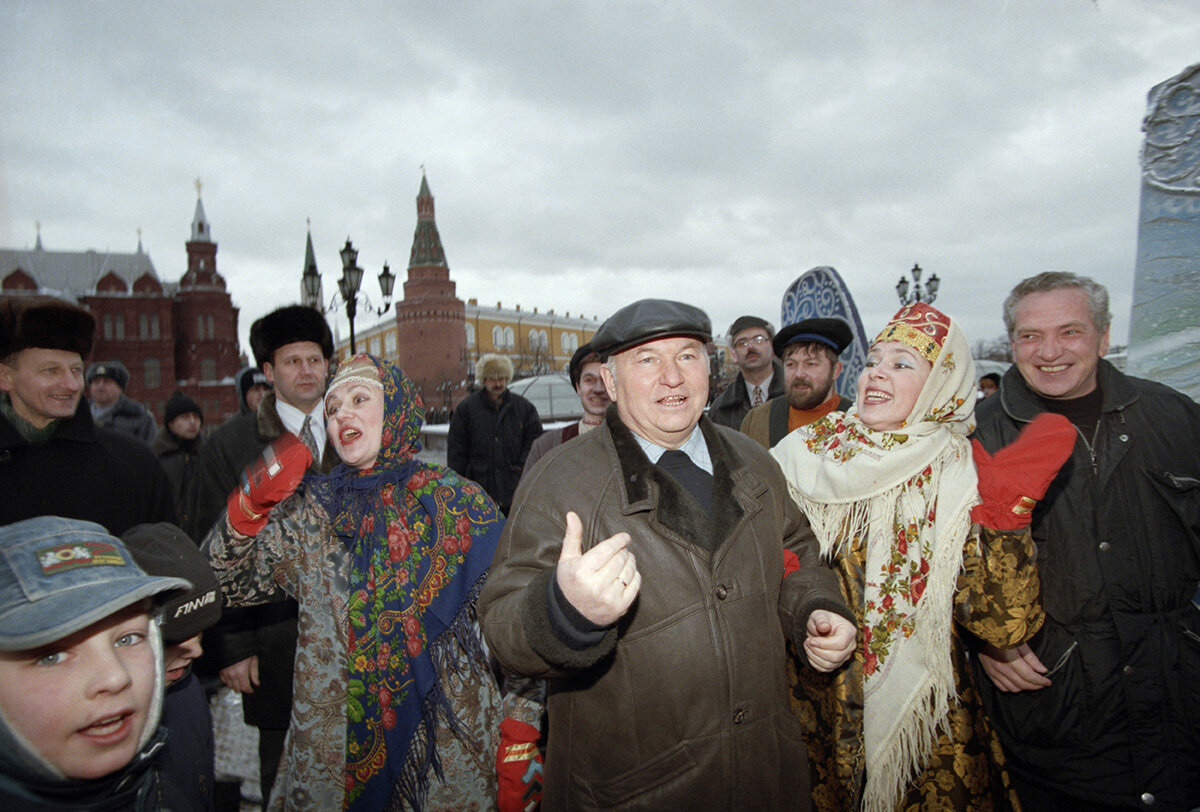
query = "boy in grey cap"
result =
(0, 516, 187, 810)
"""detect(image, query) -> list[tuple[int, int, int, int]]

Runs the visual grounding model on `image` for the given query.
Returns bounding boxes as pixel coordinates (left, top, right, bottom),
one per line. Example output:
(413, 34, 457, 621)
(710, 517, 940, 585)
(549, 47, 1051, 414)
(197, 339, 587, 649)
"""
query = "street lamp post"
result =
(301, 237, 396, 355)
(895, 263, 940, 306)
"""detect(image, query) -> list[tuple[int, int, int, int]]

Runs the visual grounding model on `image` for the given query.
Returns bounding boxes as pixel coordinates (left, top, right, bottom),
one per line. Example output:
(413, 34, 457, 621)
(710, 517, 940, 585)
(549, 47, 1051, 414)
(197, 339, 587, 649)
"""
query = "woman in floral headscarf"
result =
(772, 303, 1073, 812)
(206, 355, 506, 811)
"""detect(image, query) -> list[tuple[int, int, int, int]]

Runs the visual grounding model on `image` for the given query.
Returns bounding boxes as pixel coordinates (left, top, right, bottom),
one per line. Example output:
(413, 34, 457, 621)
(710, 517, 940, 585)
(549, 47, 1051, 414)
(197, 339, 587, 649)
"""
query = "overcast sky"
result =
(3, 1, 1198, 357)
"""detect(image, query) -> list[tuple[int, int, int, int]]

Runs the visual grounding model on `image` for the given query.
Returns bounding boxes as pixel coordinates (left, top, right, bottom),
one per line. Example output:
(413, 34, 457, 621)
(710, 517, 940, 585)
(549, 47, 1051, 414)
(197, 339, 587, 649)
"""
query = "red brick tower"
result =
(395, 173, 467, 410)
(172, 185, 241, 421)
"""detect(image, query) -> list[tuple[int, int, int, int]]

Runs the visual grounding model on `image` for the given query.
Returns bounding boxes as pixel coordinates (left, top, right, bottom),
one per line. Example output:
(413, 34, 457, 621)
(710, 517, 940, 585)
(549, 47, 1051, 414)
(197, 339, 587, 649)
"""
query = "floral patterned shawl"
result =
(309, 355, 503, 811)
(772, 305, 978, 812)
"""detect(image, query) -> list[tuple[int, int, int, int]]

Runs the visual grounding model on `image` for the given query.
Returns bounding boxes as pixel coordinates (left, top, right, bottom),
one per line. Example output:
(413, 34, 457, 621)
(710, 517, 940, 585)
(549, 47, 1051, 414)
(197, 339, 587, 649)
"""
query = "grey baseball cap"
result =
(0, 517, 189, 651)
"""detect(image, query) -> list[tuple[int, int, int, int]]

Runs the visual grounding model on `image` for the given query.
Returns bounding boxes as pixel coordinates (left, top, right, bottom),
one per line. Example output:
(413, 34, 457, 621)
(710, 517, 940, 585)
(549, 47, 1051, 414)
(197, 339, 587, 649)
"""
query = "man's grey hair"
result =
(1002, 272, 1111, 338)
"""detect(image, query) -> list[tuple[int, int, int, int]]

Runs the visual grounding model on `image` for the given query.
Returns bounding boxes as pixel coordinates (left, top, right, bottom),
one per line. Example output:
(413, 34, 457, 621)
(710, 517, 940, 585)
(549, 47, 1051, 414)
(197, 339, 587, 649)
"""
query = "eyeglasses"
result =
(734, 335, 770, 350)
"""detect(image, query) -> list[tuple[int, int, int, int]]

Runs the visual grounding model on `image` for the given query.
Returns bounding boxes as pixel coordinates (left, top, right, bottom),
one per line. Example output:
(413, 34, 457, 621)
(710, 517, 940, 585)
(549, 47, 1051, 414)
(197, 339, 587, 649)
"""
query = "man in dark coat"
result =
(154, 391, 205, 532)
(187, 304, 337, 806)
(740, 317, 853, 449)
(87, 360, 158, 444)
(0, 296, 176, 534)
(972, 272, 1200, 811)
(479, 299, 855, 810)
(448, 352, 542, 514)
(708, 315, 785, 429)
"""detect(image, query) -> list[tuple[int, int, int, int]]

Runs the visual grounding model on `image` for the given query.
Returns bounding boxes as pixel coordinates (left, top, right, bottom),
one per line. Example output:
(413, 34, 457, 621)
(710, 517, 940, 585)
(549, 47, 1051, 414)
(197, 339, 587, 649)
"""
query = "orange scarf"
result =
(787, 390, 842, 433)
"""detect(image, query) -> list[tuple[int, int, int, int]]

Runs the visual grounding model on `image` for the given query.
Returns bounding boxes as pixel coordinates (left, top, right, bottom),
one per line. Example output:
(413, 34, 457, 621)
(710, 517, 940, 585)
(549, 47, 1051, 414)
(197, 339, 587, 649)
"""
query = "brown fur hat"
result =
(0, 296, 95, 362)
(249, 305, 334, 368)
(477, 353, 514, 381)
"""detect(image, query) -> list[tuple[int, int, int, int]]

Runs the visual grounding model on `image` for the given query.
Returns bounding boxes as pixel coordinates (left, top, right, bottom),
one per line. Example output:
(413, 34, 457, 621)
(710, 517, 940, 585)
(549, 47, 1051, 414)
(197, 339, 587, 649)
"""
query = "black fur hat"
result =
(0, 296, 95, 361)
(249, 305, 334, 368)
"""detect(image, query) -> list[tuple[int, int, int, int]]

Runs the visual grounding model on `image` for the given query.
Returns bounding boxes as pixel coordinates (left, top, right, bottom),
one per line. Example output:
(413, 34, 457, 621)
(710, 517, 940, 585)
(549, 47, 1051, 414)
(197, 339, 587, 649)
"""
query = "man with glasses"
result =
(708, 315, 783, 429)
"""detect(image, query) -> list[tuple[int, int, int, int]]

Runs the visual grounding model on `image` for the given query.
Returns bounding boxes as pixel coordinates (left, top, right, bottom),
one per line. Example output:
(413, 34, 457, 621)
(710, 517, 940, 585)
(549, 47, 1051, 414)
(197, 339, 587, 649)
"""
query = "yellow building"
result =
(335, 298, 599, 390)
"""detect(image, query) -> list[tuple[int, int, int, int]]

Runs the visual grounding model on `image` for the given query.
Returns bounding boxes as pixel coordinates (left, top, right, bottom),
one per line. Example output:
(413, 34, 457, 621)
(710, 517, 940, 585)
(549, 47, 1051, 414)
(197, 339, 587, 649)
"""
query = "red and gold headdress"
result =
(871, 301, 951, 363)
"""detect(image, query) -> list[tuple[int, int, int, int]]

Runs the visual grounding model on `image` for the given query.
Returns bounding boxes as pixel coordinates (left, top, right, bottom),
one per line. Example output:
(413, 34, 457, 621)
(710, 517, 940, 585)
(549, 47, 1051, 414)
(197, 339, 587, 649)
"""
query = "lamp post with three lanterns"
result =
(301, 237, 396, 355)
(895, 263, 940, 306)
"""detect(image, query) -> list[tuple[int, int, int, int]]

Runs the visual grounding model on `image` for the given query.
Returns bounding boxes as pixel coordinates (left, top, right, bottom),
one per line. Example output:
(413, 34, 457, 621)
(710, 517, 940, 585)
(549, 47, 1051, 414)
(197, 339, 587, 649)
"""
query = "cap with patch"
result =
(86, 360, 131, 389)
(122, 523, 222, 644)
(0, 517, 188, 651)
(591, 299, 712, 360)
(772, 317, 854, 359)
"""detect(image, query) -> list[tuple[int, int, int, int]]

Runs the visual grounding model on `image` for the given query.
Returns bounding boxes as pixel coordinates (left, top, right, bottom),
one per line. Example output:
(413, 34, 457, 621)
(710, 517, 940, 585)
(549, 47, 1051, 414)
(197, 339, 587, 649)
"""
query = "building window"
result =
(385, 331, 397, 354)
(201, 358, 216, 380)
(504, 326, 515, 350)
(151, 313, 160, 339)
(103, 314, 113, 340)
(369, 336, 381, 356)
(465, 323, 475, 347)
(561, 332, 579, 354)
(140, 313, 150, 339)
(196, 314, 205, 339)
(207, 314, 215, 340)
(114, 315, 124, 340)
(144, 358, 161, 389)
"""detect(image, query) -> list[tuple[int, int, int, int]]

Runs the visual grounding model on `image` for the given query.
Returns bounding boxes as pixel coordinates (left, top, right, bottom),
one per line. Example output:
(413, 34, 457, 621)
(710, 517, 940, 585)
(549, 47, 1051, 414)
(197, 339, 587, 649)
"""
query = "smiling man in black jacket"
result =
(972, 272, 1200, 812)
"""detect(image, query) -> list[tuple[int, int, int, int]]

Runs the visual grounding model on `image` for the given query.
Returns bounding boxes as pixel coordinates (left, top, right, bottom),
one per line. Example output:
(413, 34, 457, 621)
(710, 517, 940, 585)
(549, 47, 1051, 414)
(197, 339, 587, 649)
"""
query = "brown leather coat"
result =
(479, 409, 851, 811)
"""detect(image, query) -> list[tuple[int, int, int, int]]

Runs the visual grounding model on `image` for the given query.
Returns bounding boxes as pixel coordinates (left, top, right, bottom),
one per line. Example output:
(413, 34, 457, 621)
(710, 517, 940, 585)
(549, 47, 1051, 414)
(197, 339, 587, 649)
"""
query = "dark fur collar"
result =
(604, 409, 746, 557)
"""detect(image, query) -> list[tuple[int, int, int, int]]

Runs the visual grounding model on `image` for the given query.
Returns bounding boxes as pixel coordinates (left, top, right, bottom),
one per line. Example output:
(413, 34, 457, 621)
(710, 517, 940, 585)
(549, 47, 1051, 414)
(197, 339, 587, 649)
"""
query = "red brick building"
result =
(0, 193, 242, 425)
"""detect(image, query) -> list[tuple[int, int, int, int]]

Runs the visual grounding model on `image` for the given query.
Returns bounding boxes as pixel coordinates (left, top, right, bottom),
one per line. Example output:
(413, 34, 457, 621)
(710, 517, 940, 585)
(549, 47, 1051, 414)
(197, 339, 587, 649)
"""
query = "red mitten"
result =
(782, 548, 801, 579)
(227, 433, 312, 536)
(971, 413, 1076, 530)
(496, 717, 543, 812)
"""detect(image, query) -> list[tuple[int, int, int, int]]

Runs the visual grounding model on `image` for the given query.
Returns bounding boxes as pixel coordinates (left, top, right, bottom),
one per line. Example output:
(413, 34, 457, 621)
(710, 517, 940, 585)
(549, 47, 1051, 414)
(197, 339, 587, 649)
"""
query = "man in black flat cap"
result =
(479, 298, 855, 811)
(187, 303, 338, 807)
(0, 296, 176, 534)
(708, 315, 785, 430)
(521, 341, 610, 475)
(741, 317, 854, 449)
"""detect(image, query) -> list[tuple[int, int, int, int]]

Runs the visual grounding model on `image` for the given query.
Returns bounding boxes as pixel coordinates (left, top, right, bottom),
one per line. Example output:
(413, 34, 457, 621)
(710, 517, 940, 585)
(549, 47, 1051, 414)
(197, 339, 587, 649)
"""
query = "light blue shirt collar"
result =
(632, 426, 713, 474)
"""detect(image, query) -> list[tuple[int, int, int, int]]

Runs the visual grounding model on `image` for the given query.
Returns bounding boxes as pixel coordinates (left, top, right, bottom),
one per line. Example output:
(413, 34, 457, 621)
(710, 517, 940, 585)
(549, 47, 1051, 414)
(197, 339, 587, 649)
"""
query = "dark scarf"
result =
(309, 356, 503, 811)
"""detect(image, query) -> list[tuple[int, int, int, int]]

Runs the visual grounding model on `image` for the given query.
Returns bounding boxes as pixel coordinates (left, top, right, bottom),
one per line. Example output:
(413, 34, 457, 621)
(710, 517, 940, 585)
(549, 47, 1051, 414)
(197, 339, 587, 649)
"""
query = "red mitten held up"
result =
(971, 412, 1076, 530)
(227, 433, 312, 536)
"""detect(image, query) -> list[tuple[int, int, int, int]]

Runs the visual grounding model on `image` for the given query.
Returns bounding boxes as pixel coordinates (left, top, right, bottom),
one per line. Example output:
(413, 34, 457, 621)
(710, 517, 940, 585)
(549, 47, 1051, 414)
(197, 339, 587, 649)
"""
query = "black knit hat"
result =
(249, 305, 334, 368)
(121, 523, 222, 644)
(0, 296, 95, 361)
(164, 391, 203, 425)
(86, 360, 131, 390)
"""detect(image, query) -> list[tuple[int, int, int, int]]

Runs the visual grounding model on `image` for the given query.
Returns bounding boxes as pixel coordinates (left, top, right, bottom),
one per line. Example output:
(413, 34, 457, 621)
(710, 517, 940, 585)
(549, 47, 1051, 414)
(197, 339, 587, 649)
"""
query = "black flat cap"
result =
(728, 315, 774, 340)
(568, 342, 600, 389)
(773, 317, 854, 358)
(592, 299, 712, 360)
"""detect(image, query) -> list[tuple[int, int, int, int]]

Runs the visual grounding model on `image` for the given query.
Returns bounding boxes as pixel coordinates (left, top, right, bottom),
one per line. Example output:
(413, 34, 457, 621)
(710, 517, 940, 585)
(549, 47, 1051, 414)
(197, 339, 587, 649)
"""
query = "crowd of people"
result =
(0, 269, 1197, 811)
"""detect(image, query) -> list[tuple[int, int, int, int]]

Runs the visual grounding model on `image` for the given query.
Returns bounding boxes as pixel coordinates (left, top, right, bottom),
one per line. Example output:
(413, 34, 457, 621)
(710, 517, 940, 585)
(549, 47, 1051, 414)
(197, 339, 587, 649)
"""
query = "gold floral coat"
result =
(789, 526, 1043, 812)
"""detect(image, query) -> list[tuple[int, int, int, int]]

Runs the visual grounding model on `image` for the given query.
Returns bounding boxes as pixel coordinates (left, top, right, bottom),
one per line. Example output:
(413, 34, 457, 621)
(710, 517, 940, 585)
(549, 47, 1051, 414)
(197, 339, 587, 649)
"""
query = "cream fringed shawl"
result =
(772, 321, 978, 812)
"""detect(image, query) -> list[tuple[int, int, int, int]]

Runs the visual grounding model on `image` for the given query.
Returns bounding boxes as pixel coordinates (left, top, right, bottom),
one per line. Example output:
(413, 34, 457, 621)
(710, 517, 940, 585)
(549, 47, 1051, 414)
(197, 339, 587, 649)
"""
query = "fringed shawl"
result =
(773, 317, 978, 812)
(308, 356, 503, 811)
